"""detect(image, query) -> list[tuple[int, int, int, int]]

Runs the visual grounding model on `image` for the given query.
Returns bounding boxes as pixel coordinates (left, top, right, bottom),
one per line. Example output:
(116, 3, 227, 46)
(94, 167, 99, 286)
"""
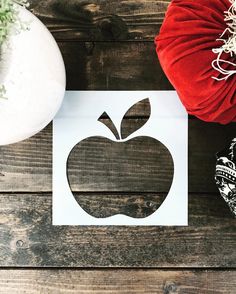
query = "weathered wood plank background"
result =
(58, 42, 173, 90)
(0, 270, 235, 294)
(1, 121, 235, 193)
(0, 0, 235, 292)
(29, 0, 169, 41)
(0, 193, 234, 267)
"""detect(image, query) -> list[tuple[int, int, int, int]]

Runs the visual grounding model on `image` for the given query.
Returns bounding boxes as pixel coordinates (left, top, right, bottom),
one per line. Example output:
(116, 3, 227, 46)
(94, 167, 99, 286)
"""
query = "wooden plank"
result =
(0, 120, 235, 193)
(73, 193, 166, 219)
(67, 136, 174, 193)
(0, 269, 235, 294)
(0, 193, 235, 267)
(29, 0, 170, 41)
(57, 41, 173, 90)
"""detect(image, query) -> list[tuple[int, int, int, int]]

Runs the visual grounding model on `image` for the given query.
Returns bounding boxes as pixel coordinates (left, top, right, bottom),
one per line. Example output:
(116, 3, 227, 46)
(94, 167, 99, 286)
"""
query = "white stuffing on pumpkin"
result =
(212, 0, 236, 81)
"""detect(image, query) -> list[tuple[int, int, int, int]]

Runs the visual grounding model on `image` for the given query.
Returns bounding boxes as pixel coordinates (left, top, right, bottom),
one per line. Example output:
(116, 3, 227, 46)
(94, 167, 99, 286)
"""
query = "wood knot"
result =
(16, 240, 24, 248)
(163, 281, 178, 294)
(98, 16, 128, 40)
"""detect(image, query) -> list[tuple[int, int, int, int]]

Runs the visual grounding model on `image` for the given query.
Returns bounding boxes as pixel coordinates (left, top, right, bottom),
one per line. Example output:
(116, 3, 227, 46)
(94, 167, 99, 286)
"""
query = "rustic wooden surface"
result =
(0, 193, 235, 267)
(0, 0, 235, 292)
(1, 120, 235, 193)
(0, 270, 235, 294)
(29, 0, 169, 41)
(58, 41, 173, 90)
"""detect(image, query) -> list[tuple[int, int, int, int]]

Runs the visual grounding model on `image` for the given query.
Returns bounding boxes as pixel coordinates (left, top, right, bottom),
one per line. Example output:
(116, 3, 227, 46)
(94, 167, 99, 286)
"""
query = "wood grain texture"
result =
(28, 0, 170, 41)
(67, 136, 174, 193)
(0, 269, 235, 294)
(57, 41, 173, 90)
(73, 193, 166, 218)
(0, 193, 235, 267)
(67, 135, 174, 218)
(0, 120, 235, 193)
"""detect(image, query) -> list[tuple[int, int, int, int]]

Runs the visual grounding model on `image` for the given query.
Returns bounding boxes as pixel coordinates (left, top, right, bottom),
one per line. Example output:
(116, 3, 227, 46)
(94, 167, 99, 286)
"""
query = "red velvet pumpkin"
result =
(155, 0, 236, 124)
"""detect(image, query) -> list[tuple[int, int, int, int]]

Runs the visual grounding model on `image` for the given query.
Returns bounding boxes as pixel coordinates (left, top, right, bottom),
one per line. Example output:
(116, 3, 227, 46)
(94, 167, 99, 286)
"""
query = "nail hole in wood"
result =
(16, 240, 24, 248)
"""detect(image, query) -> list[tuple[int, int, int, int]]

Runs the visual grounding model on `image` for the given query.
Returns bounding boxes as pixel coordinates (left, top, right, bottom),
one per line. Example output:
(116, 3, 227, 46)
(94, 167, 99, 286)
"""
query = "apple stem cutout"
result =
(98, 98, 151, 141)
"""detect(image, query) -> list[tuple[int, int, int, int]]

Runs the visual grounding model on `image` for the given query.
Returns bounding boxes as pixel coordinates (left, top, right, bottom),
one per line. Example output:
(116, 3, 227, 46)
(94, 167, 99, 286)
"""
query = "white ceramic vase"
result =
(0, 5, 66, 145)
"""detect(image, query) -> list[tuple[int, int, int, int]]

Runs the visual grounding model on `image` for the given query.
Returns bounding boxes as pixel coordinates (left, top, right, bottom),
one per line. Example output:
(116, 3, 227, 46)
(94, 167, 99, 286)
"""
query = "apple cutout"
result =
(67, 98, 174, 218)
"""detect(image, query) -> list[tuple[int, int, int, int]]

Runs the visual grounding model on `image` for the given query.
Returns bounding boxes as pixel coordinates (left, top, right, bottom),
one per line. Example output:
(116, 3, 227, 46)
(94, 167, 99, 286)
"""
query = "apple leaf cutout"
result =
(120, 98, 151, 140)
(98, 112, 120, 140)
(98, 98, 151, 140)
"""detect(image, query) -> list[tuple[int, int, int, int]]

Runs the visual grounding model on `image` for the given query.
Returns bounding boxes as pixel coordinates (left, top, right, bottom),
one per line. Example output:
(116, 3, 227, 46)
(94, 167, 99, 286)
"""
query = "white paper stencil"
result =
(53, 91, 188, 226)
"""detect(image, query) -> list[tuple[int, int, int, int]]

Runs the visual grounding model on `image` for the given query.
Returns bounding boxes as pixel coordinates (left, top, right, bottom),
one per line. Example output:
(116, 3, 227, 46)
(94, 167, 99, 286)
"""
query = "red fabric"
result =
(155, 0, 236, 124)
